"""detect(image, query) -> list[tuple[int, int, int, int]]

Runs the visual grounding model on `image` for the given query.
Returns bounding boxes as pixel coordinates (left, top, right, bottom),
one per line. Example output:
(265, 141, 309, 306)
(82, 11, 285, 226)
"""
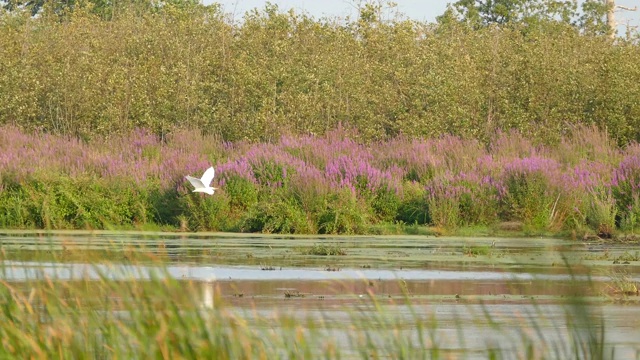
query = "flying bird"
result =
(186, 166, 217, 195)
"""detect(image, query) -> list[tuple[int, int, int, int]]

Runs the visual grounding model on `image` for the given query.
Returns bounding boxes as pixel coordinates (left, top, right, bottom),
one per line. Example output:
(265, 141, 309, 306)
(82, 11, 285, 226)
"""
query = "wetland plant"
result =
(300, 243, 347, 256)
(1, 125, 640, 235)
(605, 269, 640, 297)
(463, 244, 493, 257)
(0, 248, 618, 359)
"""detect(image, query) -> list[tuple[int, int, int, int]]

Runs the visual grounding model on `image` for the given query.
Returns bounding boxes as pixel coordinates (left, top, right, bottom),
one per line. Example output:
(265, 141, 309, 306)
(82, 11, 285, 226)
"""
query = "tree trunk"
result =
(606, 0, 616, 39)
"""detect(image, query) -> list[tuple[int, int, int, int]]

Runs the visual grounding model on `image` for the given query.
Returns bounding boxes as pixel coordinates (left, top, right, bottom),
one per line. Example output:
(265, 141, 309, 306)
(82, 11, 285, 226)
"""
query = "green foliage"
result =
(317, 189, 368, 235)
(612, 180, 640, 232)
(0, 176, 151, 229)
(0, 3, 638, 144)
(299, 243, 347, 256)
(615, 251, 640, 262)
(579, 0, 610, 36)
(447, 0, 606, 35)
(252, 161, 287, 187)
(502, 173, 555, 230)
(240, 195, 313, 234)
(179, 190, 230, 231)
(0, 183, 35, 228)
(223, 176, 259, 212)
(459, 187, 500, 226)
(463, 244, 492, 257)
(585, 186, 617, 237)
(370, 187, 401, 222)
(427, 192, 462, 229)
(395, 183, 430, 225)
(147, 187, 182, 226)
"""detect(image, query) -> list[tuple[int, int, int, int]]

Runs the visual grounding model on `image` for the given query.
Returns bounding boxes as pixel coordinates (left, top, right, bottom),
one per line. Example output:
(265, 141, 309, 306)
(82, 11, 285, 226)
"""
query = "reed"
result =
(0, 248, 613, 359)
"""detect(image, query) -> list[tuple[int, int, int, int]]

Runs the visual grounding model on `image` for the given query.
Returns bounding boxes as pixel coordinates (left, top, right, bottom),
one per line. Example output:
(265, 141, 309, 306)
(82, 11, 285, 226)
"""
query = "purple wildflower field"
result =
(1, 124, 639, 234)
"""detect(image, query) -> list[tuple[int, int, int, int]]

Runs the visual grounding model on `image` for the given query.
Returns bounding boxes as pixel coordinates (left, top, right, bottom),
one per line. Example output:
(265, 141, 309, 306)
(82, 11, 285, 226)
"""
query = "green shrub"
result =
(425, 181, 464, 229)
(395, 182, 430, 225)
(370, 187, 401, 222)
(224, 176, 259, 212)
(252, 161, 288, 187)
(180, 190, 230, 232)
(240, 196, 313, 234)
(317, 189, 368, 234)
(0, 176, 153, 230)
(611, 155, 640, 232)
(502, 172, 556, 230)
(147, 187, 182, 227)
(0, 184, 35, 228)
(585, 187, 617, 237)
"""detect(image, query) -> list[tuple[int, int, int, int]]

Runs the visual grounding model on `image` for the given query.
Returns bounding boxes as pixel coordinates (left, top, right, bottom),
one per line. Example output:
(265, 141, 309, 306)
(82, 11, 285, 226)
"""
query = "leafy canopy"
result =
(440, 0, 609, 35)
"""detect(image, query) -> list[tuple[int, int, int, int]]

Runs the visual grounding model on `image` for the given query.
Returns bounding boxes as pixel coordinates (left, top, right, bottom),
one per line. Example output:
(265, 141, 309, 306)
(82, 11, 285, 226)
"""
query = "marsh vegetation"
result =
(1, 1, 640, 236)
(1, 125, 639, 236)
(2, 1, 639, 357)
(1, 231, 639, 358)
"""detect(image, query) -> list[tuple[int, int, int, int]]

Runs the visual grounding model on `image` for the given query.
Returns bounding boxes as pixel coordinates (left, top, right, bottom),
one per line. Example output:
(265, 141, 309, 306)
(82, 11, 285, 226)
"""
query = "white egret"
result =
(185, 166, 217, 195)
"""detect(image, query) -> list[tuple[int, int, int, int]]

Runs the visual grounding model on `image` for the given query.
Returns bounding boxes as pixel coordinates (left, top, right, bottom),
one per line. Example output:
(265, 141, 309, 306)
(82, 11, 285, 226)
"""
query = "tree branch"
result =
(616, 6, 638, 12)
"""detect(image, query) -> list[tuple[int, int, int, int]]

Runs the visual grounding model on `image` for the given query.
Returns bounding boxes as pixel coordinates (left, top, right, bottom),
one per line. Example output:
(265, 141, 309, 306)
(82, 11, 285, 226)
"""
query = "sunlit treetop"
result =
(438, 0, 610, 36)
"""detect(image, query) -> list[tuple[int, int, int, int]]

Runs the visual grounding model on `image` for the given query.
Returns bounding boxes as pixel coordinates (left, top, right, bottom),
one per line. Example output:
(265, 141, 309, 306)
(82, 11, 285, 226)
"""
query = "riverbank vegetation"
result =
(1, 1, 640, 236)
(1, 124, 639, 236)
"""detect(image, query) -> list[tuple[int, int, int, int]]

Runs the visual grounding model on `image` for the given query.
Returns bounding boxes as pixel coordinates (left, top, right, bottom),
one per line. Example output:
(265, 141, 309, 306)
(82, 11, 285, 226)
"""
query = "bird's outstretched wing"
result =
(200, 167, 215, 187)
(186, 175, 205, 190)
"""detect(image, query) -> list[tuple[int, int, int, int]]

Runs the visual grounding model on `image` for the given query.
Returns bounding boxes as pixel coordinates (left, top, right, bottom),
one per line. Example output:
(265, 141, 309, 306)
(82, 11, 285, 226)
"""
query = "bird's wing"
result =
(200, 167, 215, 187)
(186, 175, 205, 189)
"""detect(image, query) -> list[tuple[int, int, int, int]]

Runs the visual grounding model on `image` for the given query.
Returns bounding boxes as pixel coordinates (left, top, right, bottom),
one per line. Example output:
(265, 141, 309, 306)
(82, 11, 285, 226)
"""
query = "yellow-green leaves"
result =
(0, 4, 639, 144)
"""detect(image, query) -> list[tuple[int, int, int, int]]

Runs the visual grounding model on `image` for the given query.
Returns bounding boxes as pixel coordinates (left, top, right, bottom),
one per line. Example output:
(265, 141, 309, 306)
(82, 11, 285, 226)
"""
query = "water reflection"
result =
(1, 260, 627, 283)
(201, 279, 215, 309)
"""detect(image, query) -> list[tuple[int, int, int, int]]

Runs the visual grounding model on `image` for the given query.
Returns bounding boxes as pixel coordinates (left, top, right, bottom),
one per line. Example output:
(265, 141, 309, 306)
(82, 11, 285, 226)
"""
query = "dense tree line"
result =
(1, 0, 639, 144)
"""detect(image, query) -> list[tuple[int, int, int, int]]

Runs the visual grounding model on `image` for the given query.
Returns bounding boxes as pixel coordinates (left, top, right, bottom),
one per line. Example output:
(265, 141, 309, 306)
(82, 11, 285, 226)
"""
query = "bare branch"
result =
(616, 5, 638, 12)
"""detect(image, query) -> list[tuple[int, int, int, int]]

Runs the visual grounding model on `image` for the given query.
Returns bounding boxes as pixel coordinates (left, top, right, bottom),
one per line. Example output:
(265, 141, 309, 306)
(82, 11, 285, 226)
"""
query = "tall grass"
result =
(1, 124, 639, 235)
(0, 250, 612, 359)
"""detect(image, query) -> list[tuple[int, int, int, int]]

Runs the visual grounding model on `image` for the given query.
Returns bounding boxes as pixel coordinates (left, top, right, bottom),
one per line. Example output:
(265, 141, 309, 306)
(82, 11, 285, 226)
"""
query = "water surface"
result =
(1, 230, 639, 358)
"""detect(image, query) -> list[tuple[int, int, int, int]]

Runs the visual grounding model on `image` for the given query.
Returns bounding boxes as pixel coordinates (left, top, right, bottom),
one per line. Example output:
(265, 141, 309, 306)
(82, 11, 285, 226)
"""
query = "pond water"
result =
(1, 230, 639, 358)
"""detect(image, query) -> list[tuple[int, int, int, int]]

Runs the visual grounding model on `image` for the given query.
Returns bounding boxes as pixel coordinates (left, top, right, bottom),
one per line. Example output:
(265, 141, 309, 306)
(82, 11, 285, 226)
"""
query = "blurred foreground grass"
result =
(0, 250, 619, 359)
